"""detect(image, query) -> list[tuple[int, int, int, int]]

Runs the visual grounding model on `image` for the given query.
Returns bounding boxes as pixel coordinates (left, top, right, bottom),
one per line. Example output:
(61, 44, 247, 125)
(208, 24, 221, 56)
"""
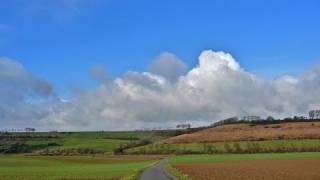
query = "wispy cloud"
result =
(20, 0, 90, 23)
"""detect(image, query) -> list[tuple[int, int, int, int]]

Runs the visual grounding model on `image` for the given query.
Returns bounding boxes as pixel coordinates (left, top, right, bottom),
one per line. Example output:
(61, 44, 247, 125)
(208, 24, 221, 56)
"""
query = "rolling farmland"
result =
(1, 121, 320, 179)
(0, 130, 183, 155)
(0, 155, 160, 180)
(126, 139, 320, 154)
(166, 122, 320, 144)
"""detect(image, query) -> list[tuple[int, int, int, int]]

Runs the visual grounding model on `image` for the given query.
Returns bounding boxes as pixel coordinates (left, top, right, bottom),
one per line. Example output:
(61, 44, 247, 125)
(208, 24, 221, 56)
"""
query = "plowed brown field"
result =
(175, 158, 320, 180)
(167, 122, 320, 143)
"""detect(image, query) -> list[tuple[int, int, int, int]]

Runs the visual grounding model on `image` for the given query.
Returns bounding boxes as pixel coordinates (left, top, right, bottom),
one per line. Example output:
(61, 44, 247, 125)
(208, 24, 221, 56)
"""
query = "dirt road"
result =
(139, 160, 176, 180)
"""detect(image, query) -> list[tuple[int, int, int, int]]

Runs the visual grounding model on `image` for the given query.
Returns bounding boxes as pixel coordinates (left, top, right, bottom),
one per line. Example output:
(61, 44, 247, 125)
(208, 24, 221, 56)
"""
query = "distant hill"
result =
(166, 121, 320, 144)
(0, 129, 201, 155)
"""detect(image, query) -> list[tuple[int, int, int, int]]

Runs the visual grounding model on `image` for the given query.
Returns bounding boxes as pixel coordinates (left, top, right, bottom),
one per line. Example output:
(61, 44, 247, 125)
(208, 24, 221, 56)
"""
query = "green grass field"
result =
(0, 155, 158, 180)
(2, 130, 320, 180)
(0, 131, 172, 154)
(169, 152, 320, 164)
(3, 131, 320, 156)
(126, 139, 320, 154)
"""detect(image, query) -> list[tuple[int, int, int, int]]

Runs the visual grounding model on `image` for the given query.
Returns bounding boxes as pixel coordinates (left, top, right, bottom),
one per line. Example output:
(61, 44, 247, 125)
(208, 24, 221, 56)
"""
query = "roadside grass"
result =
(121, 161, 158, 180)
(120, 169, 143, 180)
(0, 155, 158, 180)
(169, 152, 320, 164)
(125, 139, 320, 154)
(165, 163, 192, 180)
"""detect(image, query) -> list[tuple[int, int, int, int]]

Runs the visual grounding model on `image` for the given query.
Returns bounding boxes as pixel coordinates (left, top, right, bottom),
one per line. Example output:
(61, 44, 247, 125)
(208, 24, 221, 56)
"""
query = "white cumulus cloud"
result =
(1, 50, 320, 131)
(148, 52, 188, 82)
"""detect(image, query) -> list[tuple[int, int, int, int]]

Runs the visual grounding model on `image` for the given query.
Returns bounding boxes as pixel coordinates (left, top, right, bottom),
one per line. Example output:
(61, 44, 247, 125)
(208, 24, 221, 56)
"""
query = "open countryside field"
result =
(123, 122, 320, 155)
(3, 1, 320, 179)
(125, 122, 320, 155)
(0, 155, 161, 180)
(168, 152, 320, 180)
(0, 130, 187, 155)
(2, 122, 320, 180)
(166, 122, 320, 144)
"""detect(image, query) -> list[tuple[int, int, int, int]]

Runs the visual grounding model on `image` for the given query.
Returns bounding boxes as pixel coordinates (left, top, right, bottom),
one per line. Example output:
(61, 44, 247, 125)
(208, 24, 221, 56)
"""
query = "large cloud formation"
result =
(1, 50, 320, 131)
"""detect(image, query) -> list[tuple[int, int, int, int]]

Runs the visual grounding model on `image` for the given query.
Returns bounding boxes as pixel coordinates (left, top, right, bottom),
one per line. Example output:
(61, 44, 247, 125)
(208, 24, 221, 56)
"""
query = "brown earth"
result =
(175, 158, 320, 180)
(166, 122, 320, 144)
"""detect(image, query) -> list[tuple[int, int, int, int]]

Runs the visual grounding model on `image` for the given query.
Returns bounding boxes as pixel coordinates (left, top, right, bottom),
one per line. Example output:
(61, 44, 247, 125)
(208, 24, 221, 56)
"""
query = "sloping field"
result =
(166, 122, 320, 144)
(126, 139, 320, 154)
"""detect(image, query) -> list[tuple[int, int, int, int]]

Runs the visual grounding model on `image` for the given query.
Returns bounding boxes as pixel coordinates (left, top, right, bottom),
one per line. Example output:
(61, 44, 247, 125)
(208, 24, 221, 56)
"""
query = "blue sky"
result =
(2, 0, 320, 130)
(1, 0, 320, 93)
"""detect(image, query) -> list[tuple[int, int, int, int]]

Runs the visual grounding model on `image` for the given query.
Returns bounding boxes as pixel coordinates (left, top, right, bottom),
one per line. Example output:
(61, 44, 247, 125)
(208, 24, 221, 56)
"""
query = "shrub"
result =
(272, 125, 281, 128)
(224, 143, 232, 153)
(233, 142, 242, 153)
(113, 139, 152, 155)
(0, 143, 31, 153)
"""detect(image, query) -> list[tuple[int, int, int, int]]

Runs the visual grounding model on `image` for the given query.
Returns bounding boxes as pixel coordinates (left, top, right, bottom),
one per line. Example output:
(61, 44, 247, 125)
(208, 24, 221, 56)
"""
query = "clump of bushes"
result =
(113, 139, 152, 155)
(0, 143, 32, 153)
(0, 133, 60, 141)
(125, 140, 320, 155)
(0, 142, 61, 154)
(271, 125, 281, 129)
(39, 148, 104, 156)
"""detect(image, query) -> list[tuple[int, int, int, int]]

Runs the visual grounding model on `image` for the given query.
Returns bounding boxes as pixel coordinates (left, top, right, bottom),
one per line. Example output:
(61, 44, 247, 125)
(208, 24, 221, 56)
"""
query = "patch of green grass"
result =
(0, 155, 156, 180)
(120, 162, 156, 180)
(56, 132, 151, 152)
(169, 152, 320, 164)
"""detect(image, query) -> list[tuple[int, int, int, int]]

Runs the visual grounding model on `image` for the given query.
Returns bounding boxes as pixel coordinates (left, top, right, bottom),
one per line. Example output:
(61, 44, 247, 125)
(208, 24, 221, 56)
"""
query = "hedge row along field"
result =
(125, 139, 320, 154)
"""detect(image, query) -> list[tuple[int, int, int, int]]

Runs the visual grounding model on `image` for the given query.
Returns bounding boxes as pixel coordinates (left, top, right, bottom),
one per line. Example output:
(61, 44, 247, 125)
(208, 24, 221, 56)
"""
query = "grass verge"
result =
(165, 162, 192, 180)
(121, 161, 158, 180)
